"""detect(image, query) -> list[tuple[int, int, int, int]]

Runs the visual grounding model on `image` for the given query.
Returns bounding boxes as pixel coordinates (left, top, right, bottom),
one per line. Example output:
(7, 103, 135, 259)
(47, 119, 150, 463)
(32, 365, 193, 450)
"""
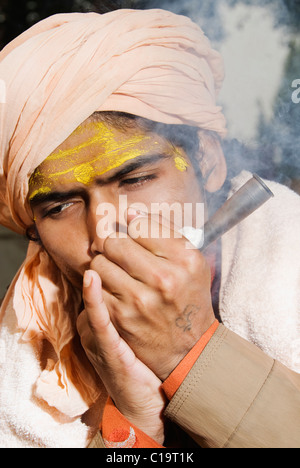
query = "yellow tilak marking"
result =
(45, 121, 114, 161)
(44, 145, 151, 181)
(174, 155, 189, 172)
(29, 121, 189, 201)
(46, 135, 102, 161)
(73, 163, 95, 185)
(29, 186, 51, 201)
(43, 121, 154, 182)
(46, 122, 149, 163)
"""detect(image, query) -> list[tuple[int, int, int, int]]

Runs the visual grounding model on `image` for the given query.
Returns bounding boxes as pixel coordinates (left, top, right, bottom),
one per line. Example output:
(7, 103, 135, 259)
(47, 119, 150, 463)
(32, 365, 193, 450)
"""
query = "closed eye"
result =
(119, 174, 157, 189)
(42, 202, 75, 218)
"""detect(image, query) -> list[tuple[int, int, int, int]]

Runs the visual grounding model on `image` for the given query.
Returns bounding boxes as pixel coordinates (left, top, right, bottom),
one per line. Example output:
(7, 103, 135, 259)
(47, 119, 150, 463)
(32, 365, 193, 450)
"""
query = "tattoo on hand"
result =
(175, 305, 200, 332)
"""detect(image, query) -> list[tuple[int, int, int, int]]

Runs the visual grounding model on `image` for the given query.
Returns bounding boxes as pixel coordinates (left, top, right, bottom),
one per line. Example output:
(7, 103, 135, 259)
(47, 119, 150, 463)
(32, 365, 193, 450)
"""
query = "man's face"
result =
(28, 117, 205, 289)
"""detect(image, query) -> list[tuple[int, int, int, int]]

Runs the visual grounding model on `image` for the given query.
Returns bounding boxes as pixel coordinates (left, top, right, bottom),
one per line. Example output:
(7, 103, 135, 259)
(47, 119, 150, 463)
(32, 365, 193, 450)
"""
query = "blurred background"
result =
(0, 0, 299, 298)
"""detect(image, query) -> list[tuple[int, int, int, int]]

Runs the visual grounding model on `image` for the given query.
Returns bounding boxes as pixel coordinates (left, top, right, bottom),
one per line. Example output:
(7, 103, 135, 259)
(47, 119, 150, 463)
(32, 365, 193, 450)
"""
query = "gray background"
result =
(0, 226, 28, 299)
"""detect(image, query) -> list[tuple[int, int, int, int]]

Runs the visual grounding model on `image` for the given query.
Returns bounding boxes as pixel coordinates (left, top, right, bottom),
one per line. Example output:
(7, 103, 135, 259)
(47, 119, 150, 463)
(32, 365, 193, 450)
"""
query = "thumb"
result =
(82, 270, 111, 333)
(81, 270, 136, 371)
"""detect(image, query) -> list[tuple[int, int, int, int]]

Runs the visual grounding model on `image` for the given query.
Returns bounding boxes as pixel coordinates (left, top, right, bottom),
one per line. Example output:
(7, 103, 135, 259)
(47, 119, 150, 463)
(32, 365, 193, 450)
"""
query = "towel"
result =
(220, 171, 300, 373)
(0, 298, 107, 448)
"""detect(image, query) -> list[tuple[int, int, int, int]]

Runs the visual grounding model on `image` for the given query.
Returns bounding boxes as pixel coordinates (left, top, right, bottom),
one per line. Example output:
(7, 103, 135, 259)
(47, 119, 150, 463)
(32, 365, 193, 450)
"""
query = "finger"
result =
(102, 235, 164, 287)
(127, 208, 180, 232)
(81, 270, 121, 351)
(127, 212, 188, 260)
(90, 254, 144, 301)
(83, 270, 141, 369)
(127, 208, 181, 240)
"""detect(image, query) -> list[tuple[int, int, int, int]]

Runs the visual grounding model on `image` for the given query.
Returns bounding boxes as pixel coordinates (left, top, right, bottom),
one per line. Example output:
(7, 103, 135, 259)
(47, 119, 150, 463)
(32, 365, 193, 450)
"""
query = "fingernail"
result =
(83, 270, 93, 288)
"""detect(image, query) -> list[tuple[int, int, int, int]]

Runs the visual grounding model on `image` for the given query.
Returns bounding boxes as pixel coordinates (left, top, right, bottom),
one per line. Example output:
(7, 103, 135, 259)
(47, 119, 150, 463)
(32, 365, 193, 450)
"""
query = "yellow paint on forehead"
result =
(73, 163, 95, 185)
(29, 120, 190, 200)
(174, 155, 189, 172)
(43, 121, 156, 182)
(29, 185, 52, 201)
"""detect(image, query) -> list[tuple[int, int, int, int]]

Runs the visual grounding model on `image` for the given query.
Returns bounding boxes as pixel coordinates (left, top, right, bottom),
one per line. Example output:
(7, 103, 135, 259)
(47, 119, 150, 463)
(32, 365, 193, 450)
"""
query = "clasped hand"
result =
(77, 212, 215, 444)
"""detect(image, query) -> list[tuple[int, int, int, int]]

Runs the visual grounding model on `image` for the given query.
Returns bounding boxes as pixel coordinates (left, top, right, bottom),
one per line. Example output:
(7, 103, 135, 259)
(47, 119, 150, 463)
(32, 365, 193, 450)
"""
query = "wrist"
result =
(157, 315, 217, 381)
(113, 404, 166, 445)
(162, 319, 219, 400)
(101, 397, 165, 448)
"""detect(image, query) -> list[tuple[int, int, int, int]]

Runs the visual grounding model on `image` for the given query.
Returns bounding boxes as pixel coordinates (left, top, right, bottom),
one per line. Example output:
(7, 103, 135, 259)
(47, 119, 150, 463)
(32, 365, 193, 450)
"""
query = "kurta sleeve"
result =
(164, 324, 300, 448)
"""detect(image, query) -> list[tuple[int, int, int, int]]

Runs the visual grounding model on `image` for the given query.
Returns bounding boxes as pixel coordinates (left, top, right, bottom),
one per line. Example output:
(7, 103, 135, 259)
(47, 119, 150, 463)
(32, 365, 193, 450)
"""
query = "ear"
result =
(198, 131, 227, 193)
(26, 225, 41, 243)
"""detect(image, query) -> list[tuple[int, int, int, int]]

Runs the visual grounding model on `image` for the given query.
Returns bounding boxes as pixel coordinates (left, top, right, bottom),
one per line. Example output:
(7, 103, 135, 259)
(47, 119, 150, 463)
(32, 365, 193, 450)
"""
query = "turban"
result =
(0, 9, 226, 417)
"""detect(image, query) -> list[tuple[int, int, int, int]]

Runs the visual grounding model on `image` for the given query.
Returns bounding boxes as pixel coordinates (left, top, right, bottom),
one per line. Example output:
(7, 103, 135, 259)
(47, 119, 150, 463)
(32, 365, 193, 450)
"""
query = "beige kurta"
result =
(90, 324, 300, 449)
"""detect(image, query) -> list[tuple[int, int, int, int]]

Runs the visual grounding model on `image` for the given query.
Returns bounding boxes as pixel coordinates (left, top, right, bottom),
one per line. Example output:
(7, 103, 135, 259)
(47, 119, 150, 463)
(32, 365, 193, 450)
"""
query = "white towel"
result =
(220, 171, 300, 373)
(0, 299, 105, 448)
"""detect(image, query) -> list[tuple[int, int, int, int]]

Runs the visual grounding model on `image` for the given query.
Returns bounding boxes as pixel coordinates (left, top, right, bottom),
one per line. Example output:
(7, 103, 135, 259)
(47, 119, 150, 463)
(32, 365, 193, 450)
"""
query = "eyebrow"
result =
(29, 153, 170, 207)
(29, 189, 87, 208)
(98, 153, 170, 185)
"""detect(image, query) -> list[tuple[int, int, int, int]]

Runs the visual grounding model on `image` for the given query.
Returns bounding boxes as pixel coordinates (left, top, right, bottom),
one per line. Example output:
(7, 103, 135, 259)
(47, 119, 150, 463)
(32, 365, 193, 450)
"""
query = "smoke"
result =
(141, 0, 226, 42)
(139, 0, 300, 189)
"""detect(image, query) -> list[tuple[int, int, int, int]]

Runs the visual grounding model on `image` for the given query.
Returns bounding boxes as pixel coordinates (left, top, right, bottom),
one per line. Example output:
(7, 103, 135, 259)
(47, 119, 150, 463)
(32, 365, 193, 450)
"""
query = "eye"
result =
(43, 202, 74, 218)
(119, 174, 157, 189)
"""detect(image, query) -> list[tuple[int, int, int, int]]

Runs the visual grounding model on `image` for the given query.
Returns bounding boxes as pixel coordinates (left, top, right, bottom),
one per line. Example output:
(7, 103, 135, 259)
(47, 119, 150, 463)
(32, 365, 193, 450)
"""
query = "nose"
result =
(89, 199, 115, 256)
(88, 193, 127, 257)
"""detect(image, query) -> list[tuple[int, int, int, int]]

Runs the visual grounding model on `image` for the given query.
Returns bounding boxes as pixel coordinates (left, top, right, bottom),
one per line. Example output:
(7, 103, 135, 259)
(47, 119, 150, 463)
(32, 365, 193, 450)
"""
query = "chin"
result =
(66, 271, 84, 290)
(45, 249, 89, 290)
(53, 261, 84, 290)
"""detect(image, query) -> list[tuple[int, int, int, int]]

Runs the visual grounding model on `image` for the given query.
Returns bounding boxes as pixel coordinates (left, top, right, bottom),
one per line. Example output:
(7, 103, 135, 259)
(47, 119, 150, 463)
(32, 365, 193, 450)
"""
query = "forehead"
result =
(28, 117, 188, 199)
(38, 118, 155, 174)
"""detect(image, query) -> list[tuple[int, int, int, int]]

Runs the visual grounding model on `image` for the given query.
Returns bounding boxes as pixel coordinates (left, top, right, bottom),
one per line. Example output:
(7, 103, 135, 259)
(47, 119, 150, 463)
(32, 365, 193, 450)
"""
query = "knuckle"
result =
(155, 269, 178, 301)
(133, 289, 153, 312)
(103, 235, 118, 257)
(181, 249, 204, 273)
(103, 235, 130, 259)
(90, 253, 105, 271)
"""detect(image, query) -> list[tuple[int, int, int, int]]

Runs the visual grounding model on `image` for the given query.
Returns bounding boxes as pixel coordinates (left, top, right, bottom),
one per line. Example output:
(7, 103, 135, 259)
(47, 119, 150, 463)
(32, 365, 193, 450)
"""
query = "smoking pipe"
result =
(200, 174, 274, 251)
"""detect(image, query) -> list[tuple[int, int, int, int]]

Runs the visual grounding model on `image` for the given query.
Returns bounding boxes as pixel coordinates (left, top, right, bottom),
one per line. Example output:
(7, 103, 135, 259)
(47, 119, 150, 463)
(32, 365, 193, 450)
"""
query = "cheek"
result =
(126, 173, 204, 229)
(36, 221, 90, 277)
(150, 172, 202, 204)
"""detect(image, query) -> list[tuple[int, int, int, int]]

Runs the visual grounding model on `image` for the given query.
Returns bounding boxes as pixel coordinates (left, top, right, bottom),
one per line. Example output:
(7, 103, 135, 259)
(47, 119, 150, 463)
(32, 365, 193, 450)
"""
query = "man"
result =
(0, 9, 299, 448)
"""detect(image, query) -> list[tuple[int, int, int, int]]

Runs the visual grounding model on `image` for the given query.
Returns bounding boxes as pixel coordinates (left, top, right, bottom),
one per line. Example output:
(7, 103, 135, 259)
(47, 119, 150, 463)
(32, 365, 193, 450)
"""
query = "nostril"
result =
(90, 238, 103, 257)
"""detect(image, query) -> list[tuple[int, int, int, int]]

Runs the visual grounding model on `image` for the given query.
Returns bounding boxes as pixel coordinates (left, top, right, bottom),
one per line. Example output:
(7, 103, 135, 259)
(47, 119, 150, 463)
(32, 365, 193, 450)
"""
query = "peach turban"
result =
(0, 9, 226, 417)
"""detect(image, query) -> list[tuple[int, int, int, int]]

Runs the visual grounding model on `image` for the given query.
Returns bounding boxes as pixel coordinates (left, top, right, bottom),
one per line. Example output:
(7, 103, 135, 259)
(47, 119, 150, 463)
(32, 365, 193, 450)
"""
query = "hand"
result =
(90, 211, 216, 381)
(77, 270, 167, 444)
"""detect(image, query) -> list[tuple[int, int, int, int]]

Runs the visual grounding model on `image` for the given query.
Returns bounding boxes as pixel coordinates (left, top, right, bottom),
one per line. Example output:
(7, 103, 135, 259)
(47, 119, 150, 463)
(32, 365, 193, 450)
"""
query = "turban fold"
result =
(0, 9, 226, 417)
